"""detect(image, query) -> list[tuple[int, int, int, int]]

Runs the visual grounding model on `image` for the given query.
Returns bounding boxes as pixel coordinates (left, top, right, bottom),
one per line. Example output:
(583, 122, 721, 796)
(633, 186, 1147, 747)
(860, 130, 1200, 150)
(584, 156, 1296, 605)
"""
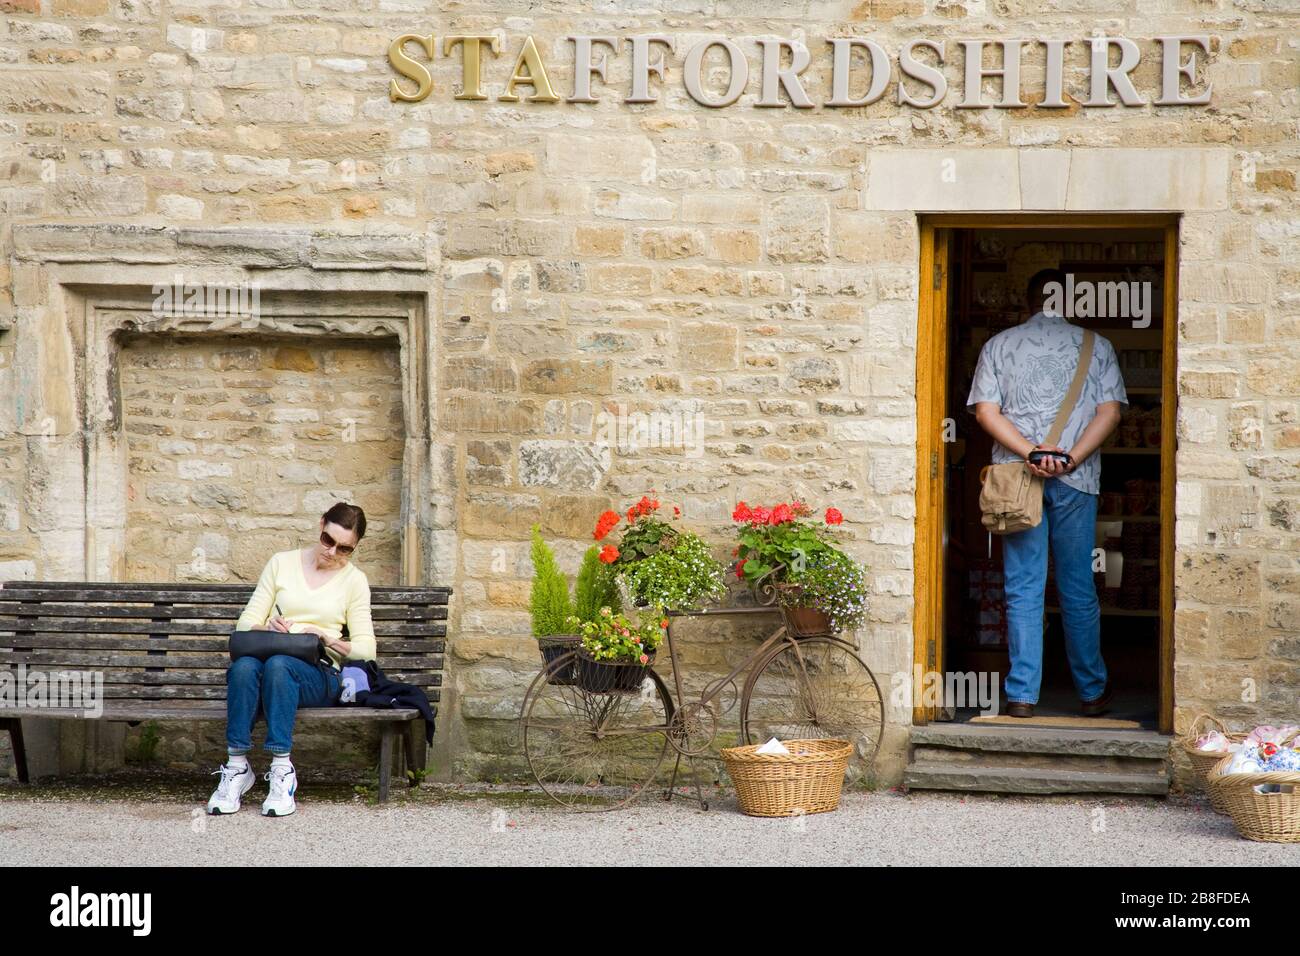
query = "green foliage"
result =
(614, 512, 676, 564)
(573, 546, 621, 623)
(618, 531, 726, 611)
(130, 721, 162, 765)
(529, 525, 573, 637)
(735, 519, 834, 584)
(567, 607, 666, 663)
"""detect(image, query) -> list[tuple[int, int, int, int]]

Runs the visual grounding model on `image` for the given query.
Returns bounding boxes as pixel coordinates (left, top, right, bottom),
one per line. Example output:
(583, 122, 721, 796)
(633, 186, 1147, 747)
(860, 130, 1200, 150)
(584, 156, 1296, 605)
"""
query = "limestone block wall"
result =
(118, 334, 405, 585)
(0, 1, 1296, 786)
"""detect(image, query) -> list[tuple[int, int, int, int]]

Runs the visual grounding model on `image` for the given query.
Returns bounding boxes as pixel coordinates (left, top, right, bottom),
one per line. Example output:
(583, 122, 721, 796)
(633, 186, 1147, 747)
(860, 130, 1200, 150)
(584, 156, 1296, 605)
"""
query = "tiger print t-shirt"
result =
(966, 311, 1128, 495)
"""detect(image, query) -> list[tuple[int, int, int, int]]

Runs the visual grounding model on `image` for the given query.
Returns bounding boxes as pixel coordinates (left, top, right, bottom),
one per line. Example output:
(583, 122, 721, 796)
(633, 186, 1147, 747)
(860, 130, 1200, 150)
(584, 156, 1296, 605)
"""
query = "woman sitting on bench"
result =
(207, 502, 376, 818)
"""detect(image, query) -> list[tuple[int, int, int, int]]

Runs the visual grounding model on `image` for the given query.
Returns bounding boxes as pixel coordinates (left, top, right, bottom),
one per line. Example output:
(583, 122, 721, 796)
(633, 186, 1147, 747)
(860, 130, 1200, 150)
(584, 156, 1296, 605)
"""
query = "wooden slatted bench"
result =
(0, 581, 449, 802)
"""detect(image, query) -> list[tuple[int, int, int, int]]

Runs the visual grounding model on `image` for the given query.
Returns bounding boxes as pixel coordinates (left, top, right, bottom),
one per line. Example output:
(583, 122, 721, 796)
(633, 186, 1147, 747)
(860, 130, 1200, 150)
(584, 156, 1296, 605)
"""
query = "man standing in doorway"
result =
(968, 268, 1128, 718)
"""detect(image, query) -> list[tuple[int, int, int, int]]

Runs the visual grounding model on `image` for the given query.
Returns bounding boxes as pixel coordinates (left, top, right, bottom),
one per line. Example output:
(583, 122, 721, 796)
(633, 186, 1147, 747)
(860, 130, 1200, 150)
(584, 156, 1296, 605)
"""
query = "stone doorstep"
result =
(910, 746, 1162, 775)
(905, 723, 1172, 795)
(903, 763, 1170, 796)
(909, 722, 1173, 760)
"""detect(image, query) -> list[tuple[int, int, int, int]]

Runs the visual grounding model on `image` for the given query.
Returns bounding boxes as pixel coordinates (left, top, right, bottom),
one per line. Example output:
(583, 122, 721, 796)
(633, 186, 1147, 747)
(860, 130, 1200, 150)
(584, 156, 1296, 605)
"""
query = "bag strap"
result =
(1043, 330, 1094, 448)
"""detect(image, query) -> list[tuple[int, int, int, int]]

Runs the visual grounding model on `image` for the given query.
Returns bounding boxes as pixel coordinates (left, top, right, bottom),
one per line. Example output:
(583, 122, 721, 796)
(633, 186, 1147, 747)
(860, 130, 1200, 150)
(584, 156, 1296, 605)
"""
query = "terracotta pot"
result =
(781, 605, 833, 638)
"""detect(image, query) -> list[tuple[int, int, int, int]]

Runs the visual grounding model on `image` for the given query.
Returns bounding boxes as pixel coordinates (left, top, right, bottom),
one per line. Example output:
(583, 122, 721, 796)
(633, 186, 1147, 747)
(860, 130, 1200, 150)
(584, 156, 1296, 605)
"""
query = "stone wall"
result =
(0, 1, 1297, 787)
(118, 334, 405, 585)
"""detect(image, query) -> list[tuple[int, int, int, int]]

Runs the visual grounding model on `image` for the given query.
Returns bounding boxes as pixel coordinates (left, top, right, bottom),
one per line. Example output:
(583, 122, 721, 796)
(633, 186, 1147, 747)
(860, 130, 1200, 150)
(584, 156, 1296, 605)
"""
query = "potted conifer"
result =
(529, 525, 577, 684)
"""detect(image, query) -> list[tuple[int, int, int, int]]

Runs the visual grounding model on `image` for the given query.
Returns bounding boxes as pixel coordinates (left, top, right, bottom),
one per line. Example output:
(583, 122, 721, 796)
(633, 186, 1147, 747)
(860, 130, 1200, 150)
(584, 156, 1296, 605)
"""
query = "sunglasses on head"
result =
(320, 530, 355, 556)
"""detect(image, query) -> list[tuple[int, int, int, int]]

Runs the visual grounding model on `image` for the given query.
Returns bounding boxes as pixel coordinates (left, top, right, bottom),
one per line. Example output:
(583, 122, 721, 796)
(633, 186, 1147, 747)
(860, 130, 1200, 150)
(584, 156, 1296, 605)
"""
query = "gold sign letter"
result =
(445, 35, 500, 101)
(388, 34, 435, 103)
(500, 35, 560, 103)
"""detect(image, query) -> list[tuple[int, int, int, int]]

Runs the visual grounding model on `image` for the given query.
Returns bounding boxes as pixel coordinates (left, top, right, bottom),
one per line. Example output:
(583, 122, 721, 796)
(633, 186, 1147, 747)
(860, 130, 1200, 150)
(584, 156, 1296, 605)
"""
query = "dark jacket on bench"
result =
(338, 660, 436, 743)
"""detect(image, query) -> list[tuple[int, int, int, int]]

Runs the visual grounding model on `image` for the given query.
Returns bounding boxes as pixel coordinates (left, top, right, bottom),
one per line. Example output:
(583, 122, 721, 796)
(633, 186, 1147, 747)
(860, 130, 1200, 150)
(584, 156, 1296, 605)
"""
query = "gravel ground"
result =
(3, 779, 1298, 866)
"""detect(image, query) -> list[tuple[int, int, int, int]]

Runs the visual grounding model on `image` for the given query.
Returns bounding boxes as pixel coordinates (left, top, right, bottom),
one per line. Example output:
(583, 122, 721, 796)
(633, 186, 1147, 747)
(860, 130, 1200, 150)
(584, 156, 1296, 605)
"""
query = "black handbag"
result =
(228, 629, 327, 667)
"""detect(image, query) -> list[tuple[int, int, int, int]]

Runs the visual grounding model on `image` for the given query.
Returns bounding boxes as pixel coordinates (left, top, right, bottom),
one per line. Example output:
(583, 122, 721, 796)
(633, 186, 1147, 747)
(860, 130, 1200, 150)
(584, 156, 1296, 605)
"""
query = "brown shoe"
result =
(1081, 683, 1113, 717)
(1006, 701, 1034, 718)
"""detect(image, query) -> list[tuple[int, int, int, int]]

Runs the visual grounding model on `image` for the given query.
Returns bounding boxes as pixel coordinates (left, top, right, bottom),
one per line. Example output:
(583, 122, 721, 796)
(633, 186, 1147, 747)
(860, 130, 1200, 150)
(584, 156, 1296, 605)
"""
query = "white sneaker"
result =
(207, 761, 255, 815)
(261, 764, 297, 817)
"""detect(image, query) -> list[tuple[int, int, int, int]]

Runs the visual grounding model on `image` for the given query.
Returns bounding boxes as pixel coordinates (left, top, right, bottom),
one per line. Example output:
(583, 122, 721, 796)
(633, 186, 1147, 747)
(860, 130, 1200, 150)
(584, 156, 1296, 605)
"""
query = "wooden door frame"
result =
(912, 213, 1179, 734)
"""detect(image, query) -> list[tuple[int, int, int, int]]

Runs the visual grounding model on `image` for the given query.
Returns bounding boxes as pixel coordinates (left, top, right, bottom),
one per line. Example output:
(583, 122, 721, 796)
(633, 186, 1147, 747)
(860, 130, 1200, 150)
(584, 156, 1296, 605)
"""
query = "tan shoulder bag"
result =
(978, 330, 1094, 534)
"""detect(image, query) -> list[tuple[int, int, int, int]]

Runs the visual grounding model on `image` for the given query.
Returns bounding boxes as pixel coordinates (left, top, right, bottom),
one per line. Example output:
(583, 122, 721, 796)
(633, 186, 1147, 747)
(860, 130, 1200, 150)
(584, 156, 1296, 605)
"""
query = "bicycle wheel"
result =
(740, 636, 884, 784)
(521, 653, 675, 811)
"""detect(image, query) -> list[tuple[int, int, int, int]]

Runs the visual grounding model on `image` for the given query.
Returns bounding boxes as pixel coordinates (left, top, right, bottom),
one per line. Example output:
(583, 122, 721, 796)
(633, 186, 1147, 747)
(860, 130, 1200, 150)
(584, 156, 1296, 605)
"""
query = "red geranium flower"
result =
(593, 510, 620, 540)
(825, 507, 843, 525)
(735, 558, 747, 579)
(771, 503, 794, 525)
(732, 501, 752, 523)
(750, 507, 771, 526)
(598, 545, 619, 564)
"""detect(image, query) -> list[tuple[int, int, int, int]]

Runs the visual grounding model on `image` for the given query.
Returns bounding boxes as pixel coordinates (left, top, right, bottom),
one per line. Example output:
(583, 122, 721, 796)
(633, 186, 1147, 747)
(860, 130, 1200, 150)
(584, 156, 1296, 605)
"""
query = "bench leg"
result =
(378, 725, 395, 803)
(2, 719, 30, 784)
(403, 724, 419, 788)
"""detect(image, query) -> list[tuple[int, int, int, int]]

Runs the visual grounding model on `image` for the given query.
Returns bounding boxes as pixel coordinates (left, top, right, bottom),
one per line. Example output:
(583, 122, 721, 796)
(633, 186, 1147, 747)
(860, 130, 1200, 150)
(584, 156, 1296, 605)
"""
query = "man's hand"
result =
(1026, 443, 1074, 479)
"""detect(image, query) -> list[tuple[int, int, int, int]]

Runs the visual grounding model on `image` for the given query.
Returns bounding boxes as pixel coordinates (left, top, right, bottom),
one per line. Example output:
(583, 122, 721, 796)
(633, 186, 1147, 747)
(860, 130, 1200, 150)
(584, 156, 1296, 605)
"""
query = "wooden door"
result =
(913, 225, 951, 724)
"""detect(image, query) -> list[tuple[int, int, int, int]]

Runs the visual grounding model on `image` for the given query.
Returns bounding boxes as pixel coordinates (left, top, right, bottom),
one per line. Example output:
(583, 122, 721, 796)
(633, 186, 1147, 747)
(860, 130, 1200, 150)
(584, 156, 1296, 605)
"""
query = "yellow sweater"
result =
(235, 549, 377, 667)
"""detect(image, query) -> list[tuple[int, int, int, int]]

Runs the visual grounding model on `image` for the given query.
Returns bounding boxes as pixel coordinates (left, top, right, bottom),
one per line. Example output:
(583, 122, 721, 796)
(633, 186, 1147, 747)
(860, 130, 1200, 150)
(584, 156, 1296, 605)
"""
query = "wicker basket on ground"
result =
(1206, 755, 1300, 844)
(720, 738, 851, 817)
(1180, 713, 1246, 814)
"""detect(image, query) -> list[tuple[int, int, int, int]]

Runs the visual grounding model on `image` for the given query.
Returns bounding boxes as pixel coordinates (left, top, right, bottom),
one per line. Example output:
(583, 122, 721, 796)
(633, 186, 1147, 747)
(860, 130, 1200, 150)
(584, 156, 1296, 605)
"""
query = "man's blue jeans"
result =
(226, 655, 341, 755)
(1002, 479, 1108, 705)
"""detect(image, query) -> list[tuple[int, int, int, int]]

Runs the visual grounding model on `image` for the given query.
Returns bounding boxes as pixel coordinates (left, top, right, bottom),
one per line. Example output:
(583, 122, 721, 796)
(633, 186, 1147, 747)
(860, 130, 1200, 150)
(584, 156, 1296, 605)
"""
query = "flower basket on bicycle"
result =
(732, 500, 868, 637)
(780, 604, 833, 638)
(567, 606, 666, 695)
(576, 648, 655, 694)
(538, 635, 580, 685)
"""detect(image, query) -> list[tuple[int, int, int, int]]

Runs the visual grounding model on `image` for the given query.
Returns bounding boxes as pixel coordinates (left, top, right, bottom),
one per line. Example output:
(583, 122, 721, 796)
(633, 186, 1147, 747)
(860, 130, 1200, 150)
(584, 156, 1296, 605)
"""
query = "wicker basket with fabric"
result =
(1179, 712, 1245, 814)
(720, 738, 852, 817)
(1207, 755, 1300, 844)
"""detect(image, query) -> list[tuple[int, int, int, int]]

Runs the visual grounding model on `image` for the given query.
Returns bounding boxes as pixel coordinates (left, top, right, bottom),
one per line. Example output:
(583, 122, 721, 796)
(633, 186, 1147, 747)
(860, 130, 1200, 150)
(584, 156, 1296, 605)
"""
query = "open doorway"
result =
(915, 216, 1178, 733)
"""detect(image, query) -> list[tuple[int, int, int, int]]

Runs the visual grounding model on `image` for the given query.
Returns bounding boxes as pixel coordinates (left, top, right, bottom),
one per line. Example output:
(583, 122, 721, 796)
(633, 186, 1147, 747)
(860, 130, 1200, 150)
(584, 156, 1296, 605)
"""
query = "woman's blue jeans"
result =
(1001, 479, 1108, 705)
(226, 655, 341, 755)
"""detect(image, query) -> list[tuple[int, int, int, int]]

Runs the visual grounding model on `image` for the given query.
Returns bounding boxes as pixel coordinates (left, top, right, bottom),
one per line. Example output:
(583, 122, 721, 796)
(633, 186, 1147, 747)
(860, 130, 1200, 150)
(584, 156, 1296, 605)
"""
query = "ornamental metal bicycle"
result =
(518, 583, 885, 812)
